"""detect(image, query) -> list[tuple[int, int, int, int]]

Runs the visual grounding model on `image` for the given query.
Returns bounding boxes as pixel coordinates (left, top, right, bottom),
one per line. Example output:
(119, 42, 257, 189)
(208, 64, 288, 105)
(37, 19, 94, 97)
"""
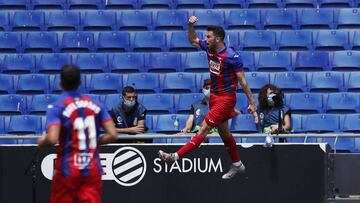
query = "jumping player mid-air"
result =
(158, 16, 258, 179)
(38, 64, 118, 203)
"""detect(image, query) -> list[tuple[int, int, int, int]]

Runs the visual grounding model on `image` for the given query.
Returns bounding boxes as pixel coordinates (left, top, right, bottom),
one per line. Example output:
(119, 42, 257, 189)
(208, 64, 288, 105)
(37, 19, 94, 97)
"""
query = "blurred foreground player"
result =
(38, 64, 118, 203)
(158, 16, 258, 179)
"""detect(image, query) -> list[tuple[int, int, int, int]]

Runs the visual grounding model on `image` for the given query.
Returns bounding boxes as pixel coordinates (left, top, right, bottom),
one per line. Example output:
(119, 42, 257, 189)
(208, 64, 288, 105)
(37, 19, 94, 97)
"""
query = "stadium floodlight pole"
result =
(24, 149, 39, 203)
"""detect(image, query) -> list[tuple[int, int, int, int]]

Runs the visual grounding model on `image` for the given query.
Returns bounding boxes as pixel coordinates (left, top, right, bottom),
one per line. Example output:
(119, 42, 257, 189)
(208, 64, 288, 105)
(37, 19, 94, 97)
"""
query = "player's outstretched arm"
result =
(100, 120, 118, 145)
(188, 16, 200, 47)
(38, 125, 61, 148)
(236, 71, 258, 122)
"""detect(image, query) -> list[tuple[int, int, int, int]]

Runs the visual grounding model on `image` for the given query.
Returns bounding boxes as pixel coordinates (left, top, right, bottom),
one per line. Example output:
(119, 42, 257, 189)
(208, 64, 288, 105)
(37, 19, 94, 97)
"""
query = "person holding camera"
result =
(256, 84, 291, 138)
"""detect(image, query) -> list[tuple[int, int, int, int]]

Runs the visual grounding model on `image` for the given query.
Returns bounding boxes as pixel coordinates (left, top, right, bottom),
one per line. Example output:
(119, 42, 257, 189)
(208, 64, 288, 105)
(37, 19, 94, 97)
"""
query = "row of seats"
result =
(1, 9, 360, 32)
(0, 0, 357, 10)
(0, 51, 359, 74)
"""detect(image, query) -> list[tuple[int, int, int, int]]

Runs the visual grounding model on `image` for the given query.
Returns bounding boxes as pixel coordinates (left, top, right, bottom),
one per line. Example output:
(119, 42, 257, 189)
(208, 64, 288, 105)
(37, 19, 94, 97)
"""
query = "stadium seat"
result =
(0, 32, 22, 53)
(278, 30, 313, 51)
(0, 94, 26, 115)
(50, 74, 86, 94)
(230, 114, 258, 133)
(288, 93, 323, 114)
(16, 74, 49, 94)
(290, 114, 303, 134)
(257, 51, 292, 72)
(0, 133, 17, 144)
(246, 0, 282, 8)
(23, 32, 58, 53)
(60, 32, 94, 53)
(225, 9, 261, 30)
(345, 72, 360, 92)
(342, 114, 360, 133)
(336, 8, 360, 29)
(37, 53, 72, 74)
(118, 10, 152, 31)
(242, 31, 276, 51)
(140, 93, 174, 114)
(263, 9, 297, 30)
(299, 8, 335, 29)
(139, 0, 173, 9)
(302, 114, 340, 133)
(0, 74, 14, 94)
(45, 11, 80, 31)
(224, 31, 240, 50)
(351, 31, 360, 50)
(0, 12, 10, 31)
(235, 93, 249, 114)
(82, 11, 116, 31)
(96, 31, 130, 52)
(294, 51, 329, 71)
(242, 72, 270, 93)
(331, 51, 360, 71)
(146, 52, 181, 72)
(6, 115, 42, 134)
(31, 0, 67, 9)
(28, 94, 59, 115)
(153, 114, 187, 133)
(12, 11, 45, 31)
(238, 51, 255, 72)
(0, 0, 29, 10)
(174, 0, 210, 9)
(175, 93, 203, 114)
(210, 0, 244, 8)
(319, 0, 354, 8)
(154, 10, 188, 31)
(160, 72, 197, 93)
(105, 0, 137, 9)
(74, 53, 108, 73)
(68, 0, 103, 9)
(103, 94, 121, 112)
(2, 54, 36, 74)
(125, 73, 160, 94)
(132, 31, 166, 52)
(325, 92, 359, 113)
(314, 30, 350, 51)
(83, 94, 102, 103)
(87, 73, 122, 94)
(110, 53, 145, 73)
(272, 72, 307, 92)
(320, 137, 355, 152)
(196, 72, 210, 88)
(145, 115, 153, 133)
(192, 10, 225, 29)
(307, 71, 344, 92)
(169, 31, 202, 52)
(182, 51, 208, 72)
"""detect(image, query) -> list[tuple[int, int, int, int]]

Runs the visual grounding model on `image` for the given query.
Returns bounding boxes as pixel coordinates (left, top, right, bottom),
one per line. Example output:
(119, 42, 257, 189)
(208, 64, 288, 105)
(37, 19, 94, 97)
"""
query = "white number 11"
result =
(74, 115, 97, 150)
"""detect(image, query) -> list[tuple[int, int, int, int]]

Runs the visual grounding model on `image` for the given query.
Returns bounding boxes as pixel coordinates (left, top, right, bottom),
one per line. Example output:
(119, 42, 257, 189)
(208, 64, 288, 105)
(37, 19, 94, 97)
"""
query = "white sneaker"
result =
(158, 150, 177, 165)
(222, 163, 246, 179)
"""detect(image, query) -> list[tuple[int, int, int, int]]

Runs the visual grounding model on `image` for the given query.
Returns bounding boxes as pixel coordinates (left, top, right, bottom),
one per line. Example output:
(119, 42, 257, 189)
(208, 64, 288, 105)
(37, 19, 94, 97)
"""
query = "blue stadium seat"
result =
(307, 71, 344, 92)
(175, 93, 203, 114)
(82, 11, 116, 31)
(16, 74, 49, 94)
(257, 51, 292, 72)
(314, 30, 350, 51)
(0, 74, 14, 94)
(103, 94, 121, 112)
(302, 114, 340, 133)
(290, 114, 303, 134)
(23, 32, 58, 53)
(132, 31, 166, 52)
(45, 11, 80, 31)
(342, 114, 360, 133)
(96, 32, 130, 52)
(192, 10, 225, 29)
(351, 31, 360, 50)
(294, 51, 329, 71)
(230, 114, 258, 133)
(319, 0, 354, 8)
(105, 0, 137, 9)
(169, 31, 202, 52)
(242, 31, 276, 51)
(210, 0, 244, 8)
(299, 8, 335, 29)
(141, 93, 174, 114)
(336, 8, 360, 29)
(6, 115, 42, 134)
(118, 10, 152, 31)
(31, 0, 67, 9)
(50, 74, 86, 94)
(68, 0, 103, 9)
(154, 114, 187, 133)
(243, 72, 270, 93)
(146, 52, 181, 72)
(12, 11, 45, 31)
(325, 92, 359, 114)
(125, 73, 160, 93)
(139, 0, 173, 9)
(246, 0, 282, 8)
(235, 93, 249, 114)
(238, 51, 255, 72)
(110, 53, 145, 73)
(60, 32, 94, 53)
(0, 12, 10, 31)
(320, 137, 355, 152)
(87, 73, 122, 94)
(145, 115, 153, 133)
(28, 94, 59, 115)
(288, 93, 323, 114)
(196, 72, 210, 89)
(278, 30, 313, 51)
(83, 94, 102, 103)
(174, 0, 210, 9)
(2, 54, 36, 74)
(0, 134, 17, 144)
(224, 31, 240, 50)
(0, 0, 29, 10)
(0, 32, 22, 53)
(74, 53, 108, 73)
(0, 94, 26, 115)
(225, 9, 261, 30)
(331, 51, 360, 71)
(272, 72, 307, 92)
(161, 72, 197, 93)
(154, 10, 188, 31)
(345, 72, 360, 92)
(37, 53, 72, 74)
(183, 51, 208, 72)
(263, 8, 297, 30)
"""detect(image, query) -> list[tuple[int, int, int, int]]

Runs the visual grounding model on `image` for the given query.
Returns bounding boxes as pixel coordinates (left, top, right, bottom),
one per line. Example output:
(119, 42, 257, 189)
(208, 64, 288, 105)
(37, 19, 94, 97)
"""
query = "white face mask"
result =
(267, 93, 276, 106)
(203, 88, 210, 98)
(123, 98, 136, 108)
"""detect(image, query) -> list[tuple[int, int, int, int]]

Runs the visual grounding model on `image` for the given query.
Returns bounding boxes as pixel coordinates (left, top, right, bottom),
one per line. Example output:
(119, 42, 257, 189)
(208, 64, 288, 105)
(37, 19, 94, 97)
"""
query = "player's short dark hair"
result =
(60, 64, 81, 91)
(206, 25, 225, 41)
(203, 79, 211, 88)
(122, 86, 136, 96)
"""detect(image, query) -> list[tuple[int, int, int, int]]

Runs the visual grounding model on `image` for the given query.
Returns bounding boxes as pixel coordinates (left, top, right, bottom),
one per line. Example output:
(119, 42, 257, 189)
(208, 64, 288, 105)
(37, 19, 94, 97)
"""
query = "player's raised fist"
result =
(188, 16, 198, 25)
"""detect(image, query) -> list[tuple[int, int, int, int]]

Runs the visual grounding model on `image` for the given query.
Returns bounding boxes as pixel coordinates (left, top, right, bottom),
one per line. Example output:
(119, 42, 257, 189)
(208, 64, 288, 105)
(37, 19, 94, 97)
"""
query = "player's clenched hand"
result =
(181, 127, 191, 133)
(188, 16, 198, 25)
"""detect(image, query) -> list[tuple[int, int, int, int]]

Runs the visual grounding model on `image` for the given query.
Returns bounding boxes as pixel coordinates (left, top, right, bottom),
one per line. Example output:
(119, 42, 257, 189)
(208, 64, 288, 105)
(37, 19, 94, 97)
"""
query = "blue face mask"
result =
(203, 89, 210, 99)
(123, 98, 136, 108)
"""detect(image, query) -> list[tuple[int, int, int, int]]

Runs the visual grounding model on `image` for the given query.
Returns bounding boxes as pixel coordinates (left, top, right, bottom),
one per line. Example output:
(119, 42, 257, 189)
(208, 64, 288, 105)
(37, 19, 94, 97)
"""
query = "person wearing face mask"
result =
(110, 86, 149, 143)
